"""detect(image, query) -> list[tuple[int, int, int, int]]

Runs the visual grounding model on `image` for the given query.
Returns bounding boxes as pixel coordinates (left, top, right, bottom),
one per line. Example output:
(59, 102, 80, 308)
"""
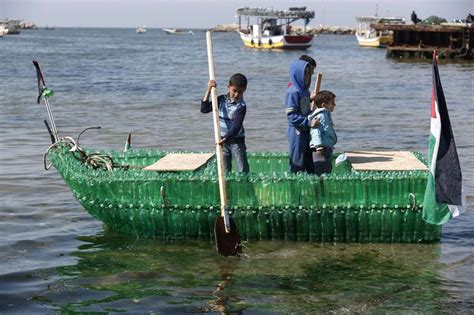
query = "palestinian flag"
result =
(422, 51, 465, 225)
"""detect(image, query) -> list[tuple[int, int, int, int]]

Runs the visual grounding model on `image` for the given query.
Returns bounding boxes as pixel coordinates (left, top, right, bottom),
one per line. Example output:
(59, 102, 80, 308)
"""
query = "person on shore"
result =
(285, 59, 319, 173)
(411, 11, 421, 24)
(201, 73, 249, 174)
(309, 90, 337, 176)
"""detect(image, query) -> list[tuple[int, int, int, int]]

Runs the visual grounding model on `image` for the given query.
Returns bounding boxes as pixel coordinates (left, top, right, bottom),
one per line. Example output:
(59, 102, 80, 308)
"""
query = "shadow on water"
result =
(25, 230, 458, 313)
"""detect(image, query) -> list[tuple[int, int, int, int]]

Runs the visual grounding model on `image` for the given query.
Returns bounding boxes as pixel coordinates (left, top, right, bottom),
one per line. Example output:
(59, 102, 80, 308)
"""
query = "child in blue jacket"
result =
(285, 60, 319, 173)
(309, 90, 337, 176)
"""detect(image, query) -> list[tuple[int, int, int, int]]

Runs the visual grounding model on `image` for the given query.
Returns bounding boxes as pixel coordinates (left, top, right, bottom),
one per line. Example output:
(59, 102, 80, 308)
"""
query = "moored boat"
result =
(1, 19, 21, 35)
(236, 7, 315, 50)
(136, 25, 146, 34)
(162, 28, 194, 35)
(355, 16, 405, 48)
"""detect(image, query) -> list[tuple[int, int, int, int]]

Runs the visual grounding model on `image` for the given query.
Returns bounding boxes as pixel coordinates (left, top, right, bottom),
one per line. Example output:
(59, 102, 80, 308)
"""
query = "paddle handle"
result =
(206, 31, 227, 220)
(311, 72, 323, 111)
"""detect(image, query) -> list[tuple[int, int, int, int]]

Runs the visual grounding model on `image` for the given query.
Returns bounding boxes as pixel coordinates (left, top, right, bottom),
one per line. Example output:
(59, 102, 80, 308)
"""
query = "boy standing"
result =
(285, 59, 319, 173)
(309, 90, 337, 176)
(201, 73, 249, 174)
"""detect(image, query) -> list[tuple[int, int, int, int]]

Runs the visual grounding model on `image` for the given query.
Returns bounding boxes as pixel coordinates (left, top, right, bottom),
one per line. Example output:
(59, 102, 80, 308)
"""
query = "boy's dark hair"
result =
(299, 55, 317, 68)
(229, 73, 247, 88)
(315, 90, 336, 108)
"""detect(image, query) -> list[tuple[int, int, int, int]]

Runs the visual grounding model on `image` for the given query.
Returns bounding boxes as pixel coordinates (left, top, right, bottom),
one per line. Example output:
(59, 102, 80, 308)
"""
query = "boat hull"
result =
(238, 31, 314, 50)
(48, 146, 441, 242)
(356, 34, 392, 48)
(162, 28, 194, 35)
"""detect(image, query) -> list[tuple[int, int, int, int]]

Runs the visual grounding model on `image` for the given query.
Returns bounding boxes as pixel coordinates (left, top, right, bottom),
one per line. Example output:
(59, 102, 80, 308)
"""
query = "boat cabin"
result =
(236, 7, 315, 49)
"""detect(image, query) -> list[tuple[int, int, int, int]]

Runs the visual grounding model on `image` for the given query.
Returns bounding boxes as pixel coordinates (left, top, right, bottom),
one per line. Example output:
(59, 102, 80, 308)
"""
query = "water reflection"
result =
(28, 230, 456, 313)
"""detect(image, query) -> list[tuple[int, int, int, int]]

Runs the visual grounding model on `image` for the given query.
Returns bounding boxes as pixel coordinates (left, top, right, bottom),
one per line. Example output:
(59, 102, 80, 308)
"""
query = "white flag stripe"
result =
(429, 100, 441, 176)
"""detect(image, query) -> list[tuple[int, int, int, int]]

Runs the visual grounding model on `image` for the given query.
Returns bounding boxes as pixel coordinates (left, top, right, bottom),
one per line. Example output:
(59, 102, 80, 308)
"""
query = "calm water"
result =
(1, 28, 473, 313)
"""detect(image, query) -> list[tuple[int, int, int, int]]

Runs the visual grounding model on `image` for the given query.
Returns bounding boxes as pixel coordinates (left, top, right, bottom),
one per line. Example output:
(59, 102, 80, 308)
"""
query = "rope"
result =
(43, 136, 115, 171)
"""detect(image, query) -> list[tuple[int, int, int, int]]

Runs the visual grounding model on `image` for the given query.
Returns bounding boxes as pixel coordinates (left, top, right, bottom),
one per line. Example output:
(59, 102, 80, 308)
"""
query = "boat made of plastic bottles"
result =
(45, 141, 441, 243)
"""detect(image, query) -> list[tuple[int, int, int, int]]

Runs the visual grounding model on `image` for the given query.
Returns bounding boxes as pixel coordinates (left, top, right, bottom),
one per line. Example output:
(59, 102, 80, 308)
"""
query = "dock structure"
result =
(372, 23, 473, 59)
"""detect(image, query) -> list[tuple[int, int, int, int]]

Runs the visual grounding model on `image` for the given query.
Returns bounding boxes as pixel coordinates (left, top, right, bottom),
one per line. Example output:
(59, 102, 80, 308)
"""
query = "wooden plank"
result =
(346, 151, 428, 171)
(143, 153, 214, 171)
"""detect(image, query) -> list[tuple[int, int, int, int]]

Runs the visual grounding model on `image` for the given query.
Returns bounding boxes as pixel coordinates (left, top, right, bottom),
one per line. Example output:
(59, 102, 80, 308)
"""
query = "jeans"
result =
(312, 147, 333, 176)
(287, 126, 315, 174)
(222, 139, 249, 174)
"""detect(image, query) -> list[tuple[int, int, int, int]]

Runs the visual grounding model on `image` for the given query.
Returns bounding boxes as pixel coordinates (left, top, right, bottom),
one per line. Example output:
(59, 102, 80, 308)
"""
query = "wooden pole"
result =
(311, 72, 323, 111)
(206, 31, 230, 233)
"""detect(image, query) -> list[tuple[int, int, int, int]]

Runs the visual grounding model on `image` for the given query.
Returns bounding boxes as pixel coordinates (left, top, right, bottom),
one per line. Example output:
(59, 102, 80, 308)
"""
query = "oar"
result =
(206, 31, 242, 257)
(310, 72, 323, 111)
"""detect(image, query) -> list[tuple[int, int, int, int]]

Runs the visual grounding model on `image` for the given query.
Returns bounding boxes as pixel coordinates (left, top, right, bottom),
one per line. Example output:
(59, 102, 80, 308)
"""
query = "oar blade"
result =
(214, 216, 242, 257)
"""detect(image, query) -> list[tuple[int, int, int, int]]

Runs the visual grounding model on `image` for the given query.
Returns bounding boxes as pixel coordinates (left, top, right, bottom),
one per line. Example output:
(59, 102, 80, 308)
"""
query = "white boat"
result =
(236, 7, 315, 50)
(162, 28, 194, 35)
(0, 25, 7, 37)
(136, 26, 146, 34)
(355, 16, 405, 48)
(0, 19, 21, 36)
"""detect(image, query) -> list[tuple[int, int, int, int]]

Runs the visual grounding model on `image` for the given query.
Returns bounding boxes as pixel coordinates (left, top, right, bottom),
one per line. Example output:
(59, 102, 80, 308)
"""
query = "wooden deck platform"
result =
(372, 23, 473, 59)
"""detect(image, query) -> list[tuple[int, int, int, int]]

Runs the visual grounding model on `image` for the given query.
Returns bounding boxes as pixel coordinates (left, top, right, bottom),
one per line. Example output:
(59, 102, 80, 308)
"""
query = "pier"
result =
(372, 23, 473, 59)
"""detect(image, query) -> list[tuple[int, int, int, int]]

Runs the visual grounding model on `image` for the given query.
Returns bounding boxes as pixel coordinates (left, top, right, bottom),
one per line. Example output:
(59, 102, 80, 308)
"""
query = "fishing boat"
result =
(162, 28, 194, 35)
(2, 19, 21, 35)
(136, 25, 146, 34)
(0, 25, 6, 37)
(236, 7, 315, 49)
(355, 16, 405, 48)
(0, 20, 9, 36)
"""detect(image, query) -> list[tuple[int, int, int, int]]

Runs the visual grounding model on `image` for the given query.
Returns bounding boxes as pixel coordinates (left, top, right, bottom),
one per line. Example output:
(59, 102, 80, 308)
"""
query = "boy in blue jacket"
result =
(201, 73, 249, 174)
(285, 59, 319, 173)
(309, 90, 337, 176)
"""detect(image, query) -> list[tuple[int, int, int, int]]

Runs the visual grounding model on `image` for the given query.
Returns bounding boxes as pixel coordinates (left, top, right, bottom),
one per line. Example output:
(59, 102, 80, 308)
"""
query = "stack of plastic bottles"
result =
(49, 146, 441, 243)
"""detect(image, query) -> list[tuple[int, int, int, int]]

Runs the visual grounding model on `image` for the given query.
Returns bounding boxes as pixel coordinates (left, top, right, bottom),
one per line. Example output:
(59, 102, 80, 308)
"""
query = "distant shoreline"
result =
(211, 23, 356, 35)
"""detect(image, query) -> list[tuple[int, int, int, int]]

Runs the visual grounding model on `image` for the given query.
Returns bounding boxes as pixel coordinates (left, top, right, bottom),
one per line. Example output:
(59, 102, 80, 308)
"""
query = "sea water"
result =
(1, 28, 473, 313)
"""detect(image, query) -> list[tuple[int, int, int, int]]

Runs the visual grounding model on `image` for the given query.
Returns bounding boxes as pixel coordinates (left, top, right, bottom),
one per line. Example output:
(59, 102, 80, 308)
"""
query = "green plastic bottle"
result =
(195, 206, 207, 239)
(185, 205, 198, 238)
(381, 204, 392, 243)
(380, 175, 390, 207)
(368, 175, 379, 208)
(413, 208, 426, 242)
(369, 205, 382, 243)
(391, 205, 402, 243)
(308, 206, 322, 242)
(333, 205, 345, 243)
(208, 206, 217, 240)
(345, 203, 358, 243)
(296, 206, 309, 242)
(354, 176, 364, 207)
(362, 176, 370, 207)
(283, 205, 296, 241)
(402, 205, 415, 243)
(358, 205, 370, 243)
(246, 207, 258, 240)
(238, 206, 248, 240)
(257, 206, 270, 240)
(321, 204, 334, 242)
(269, 206, 282, 240)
